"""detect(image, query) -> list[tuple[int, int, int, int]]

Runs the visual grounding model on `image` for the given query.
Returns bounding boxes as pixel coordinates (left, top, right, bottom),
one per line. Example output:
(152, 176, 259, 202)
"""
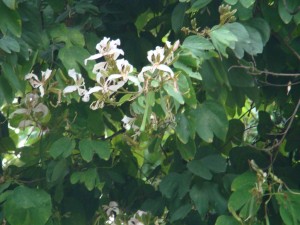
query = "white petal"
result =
(92, 62, 108, 73)
(84, 53, 103, 65)
(39, 86, 45, 97)
(18, 120, 35, 128)
(68, 69, 80, 82)
(33, 103, 49, 117)
(42, 69, 52, 81)
(88, 86, 102, 94)
(63, 85, 78, 94)
(25, 73, 39, 81)
(128, 75, 142, 92)
(10, 108, 29, 117)
(157, 64, 174, 77)
(108, 81, 125, 92)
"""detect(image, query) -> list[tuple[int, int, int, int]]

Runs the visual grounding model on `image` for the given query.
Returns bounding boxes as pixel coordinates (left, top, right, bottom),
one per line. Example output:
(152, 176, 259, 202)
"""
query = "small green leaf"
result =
(49, 137, 75, 159)
(159, 172, 191, 199)
(174, 61, 202, 80)
(1, 62, 23, 92)
(188, 0, 212, 12)
(210, 25, 238, 57)
(79, 139, 111, 161)
(278, 0, 293, 24)
(189, 184, 210, 218)
(2, 0, 16, 9)
(0, 36, 20, 53)
(0, 1, 21, 37)
(224, 0, 238, 4)
(171, 3, 187, 32)
(201, 154, 227, 173)
(182, 35, 215, 51)
(163, 82, 184, 104)
(175, 113, 190, 144)
(187, 160, 212, 180)
(239, 0, 255, 8)
(215, 215, 240, 225)
(176, 138, 196, 161)
(192, 101, 228, 142)
(4, 186, 52, 225)
(170, 203, 192, 222)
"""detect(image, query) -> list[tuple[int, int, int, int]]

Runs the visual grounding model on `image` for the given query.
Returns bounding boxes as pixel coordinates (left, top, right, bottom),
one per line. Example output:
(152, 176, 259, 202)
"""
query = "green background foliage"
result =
(1, 0, 300, 224)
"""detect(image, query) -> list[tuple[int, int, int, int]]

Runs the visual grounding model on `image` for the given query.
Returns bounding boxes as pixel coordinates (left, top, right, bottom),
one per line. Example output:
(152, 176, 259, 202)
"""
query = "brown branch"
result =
(229, 65, 300, 77)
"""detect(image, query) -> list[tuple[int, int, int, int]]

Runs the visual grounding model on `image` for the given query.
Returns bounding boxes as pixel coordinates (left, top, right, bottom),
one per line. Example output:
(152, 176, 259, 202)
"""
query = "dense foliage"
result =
(1, 0, 300, 224)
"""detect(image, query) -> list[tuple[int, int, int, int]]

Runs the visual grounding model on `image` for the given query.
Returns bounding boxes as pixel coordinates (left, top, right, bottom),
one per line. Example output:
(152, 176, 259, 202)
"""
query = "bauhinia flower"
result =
(121, 115, 140, 138)
(82, 72, 126, 108)
(63, 69, 87, 99)
(128, 218, 144, 225)
(102, 201, 120, 217)
(10, 93, 49, 129)
(113, 59, 142, 92)
(84, 37, 124, 66)
(138, 46, 174, 82)
(25, 69, 52, 97)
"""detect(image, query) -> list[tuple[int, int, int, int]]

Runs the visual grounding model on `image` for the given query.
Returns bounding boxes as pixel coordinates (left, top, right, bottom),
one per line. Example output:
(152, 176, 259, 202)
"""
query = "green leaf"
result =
(1, 62, 23, 92)
(0, 36, 20, 53)
(192, 101, 228, 142)
(226, 119, 245, 145)
(2, 0, 16, 9)
(0, 1, 21, 36)
(231, 171, 256, 191)
(174, 61, 202, 80)
(182, 35, 215, 51)
(246, 18, 270, 45)
(215, 215, 240, 225)
(201, 154, 227, 173)
(224, 22, 250, 59)
(278, 0, 293, 24)
(58, 46, 91, 73)
(79, 139, 111, 162)
(189, 184, 210, 218)
(0, 76, 13, 105)
(243, 25, 263, 55)
(49, 137, 75, 159)
(70, 168, 100, 191)
(171, 3, 187, 32)
(210, 25, 238, 57)
(239, 0, 255, 8)
(187, 154, 227, 179)
(4, 186, 52, 225)
(276, 191, 300, 225)
(176, 138, 196, 161)
(163, 82, 184, 104)
(175, 113, 190, 144)
(187, 160, 212, 179)
(170, 203, 192, 222)
(49, 24, 85, 47)
(159, 172, 192, 199)
(188, 0, 212, 12)
(224, 0, 238, 4)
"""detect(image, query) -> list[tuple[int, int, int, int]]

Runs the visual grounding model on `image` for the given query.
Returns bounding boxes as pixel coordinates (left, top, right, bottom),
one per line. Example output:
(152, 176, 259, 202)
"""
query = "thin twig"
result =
(229, 65, 300, 77)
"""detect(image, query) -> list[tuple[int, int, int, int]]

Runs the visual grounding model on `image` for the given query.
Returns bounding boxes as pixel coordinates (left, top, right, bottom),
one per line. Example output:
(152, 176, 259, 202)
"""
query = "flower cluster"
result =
(101, 201, 146, 225)
(16, 37, 180, 136)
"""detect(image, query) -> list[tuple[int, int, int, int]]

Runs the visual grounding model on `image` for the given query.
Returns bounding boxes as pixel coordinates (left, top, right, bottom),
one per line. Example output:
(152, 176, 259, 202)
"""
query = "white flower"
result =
(113, 59, 142, 92)
(10, 93, 49, 129)
(84, 37, 124, 65)
(63, 69, 87, 97)
(122, 115, 135, 130)
(138, 46, 174, 82)
(82, 73, 126, 105)
(103, 201, 120, 217)
(128, 218, 144, 225)
(25, 69, 52, 97)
